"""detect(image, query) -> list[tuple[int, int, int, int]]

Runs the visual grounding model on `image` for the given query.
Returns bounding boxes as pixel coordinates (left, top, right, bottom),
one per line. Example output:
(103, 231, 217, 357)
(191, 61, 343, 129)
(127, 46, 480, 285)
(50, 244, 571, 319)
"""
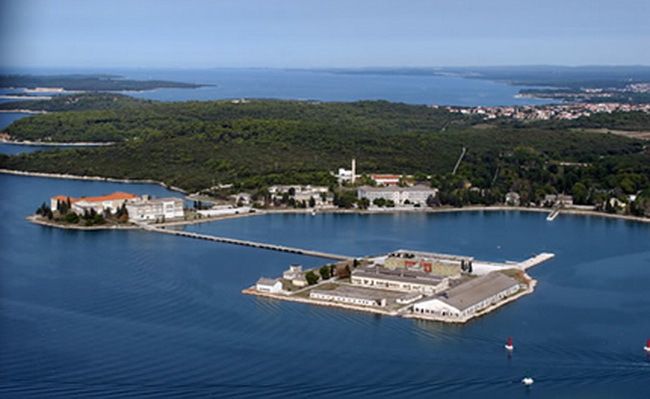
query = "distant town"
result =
(443, 102, 650, 121)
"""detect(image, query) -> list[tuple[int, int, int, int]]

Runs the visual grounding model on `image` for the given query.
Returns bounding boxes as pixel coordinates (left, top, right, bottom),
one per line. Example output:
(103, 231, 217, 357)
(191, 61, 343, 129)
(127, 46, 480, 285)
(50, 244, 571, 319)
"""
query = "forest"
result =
(1, 95, 648, 212)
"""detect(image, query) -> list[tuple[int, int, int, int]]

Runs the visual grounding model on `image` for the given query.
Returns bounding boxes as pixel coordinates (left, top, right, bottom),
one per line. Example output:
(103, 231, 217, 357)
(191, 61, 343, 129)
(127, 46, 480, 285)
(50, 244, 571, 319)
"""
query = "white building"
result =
(335, 159, 357, 184)
(310, 287, 386, 307)
(256, 278, 283, 293)
(412, 272, 521, 319)
(282, 264, 308, 287)
(197, 205, 252, 217)
(505, 192, 521, 206)
(269, 185, 330, 206)
(357, 185, 438, 206)
(126, 197, 184, 222)
(351, 266, 449, 295)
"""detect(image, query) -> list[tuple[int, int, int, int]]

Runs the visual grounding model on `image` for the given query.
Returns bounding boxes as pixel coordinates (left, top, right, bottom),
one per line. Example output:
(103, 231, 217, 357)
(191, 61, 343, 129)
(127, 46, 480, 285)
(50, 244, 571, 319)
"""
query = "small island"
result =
(244, 250, 554, 323)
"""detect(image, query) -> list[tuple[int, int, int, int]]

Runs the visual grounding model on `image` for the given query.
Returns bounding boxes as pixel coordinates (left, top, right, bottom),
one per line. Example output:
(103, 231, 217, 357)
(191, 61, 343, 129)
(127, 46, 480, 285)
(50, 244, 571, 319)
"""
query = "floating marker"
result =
(522, 377, 534, 386)
(644, 339, 650, 353)
(505, 337, 514, 351)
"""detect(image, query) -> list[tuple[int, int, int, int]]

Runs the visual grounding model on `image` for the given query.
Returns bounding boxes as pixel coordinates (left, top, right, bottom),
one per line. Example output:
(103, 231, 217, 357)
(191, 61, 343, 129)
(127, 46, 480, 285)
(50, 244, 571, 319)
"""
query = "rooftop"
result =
(358, 185, 436, 192)
(353, 266, 445, 286)
(435, 272, 520, 311)
(52, 192, 138, 204)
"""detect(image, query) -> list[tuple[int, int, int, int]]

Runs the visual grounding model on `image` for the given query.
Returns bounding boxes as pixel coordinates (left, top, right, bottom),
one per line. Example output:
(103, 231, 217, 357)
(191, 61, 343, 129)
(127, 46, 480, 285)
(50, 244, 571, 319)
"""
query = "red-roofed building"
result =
(51, 192, 139, 215)
(370, 174, 401, 186)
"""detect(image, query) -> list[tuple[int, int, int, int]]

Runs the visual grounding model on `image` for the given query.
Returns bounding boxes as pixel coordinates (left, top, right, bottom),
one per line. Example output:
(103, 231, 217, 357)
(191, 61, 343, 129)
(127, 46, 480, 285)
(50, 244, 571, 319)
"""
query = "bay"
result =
(1, 173, 649, 398)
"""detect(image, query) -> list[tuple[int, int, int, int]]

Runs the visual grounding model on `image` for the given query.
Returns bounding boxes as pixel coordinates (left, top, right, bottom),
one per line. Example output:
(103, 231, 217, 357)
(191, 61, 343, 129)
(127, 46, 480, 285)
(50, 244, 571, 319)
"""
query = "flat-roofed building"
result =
(351, 266, 449, 295)
(126, 197, 184, 222)
(310, 286, 387, 307)
(412, 272, 521, 319)
(357, 185, 438, 206)
(383, 250, 473, 276)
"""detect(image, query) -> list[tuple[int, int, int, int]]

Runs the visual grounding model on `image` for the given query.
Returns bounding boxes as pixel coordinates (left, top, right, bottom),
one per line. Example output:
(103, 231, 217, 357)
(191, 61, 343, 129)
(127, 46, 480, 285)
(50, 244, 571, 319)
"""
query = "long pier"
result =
(142, 225, 352, 261)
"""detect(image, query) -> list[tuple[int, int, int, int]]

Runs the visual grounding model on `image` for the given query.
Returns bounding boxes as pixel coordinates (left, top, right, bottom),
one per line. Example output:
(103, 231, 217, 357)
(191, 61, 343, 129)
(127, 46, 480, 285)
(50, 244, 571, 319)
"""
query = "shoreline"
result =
(26, 215, 138, 230)
(0, 169, 187, 194)
(3, 168, 649, 224)
(0, 109, 48, 114)
(0, 138, 115, 147)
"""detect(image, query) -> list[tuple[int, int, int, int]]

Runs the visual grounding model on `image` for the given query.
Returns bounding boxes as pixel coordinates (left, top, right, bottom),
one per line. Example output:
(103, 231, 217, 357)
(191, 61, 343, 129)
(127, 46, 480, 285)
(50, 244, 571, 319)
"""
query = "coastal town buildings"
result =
(412, 272, 521, 320)
(505, 192, 521, 206)
(357, 185, 438, 206)
(269, 185, 331, 206)
(50, 192, 139, 215)
(125, 197, 184, 222)
(543, 194, 574, 207)
(445, 102, 650, 122)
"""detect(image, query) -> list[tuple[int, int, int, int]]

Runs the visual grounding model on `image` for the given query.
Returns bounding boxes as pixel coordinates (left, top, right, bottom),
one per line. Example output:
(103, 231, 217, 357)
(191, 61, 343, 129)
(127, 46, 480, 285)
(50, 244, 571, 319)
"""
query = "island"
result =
(0, 74, 205, 92)
(244, 250, 554, 323)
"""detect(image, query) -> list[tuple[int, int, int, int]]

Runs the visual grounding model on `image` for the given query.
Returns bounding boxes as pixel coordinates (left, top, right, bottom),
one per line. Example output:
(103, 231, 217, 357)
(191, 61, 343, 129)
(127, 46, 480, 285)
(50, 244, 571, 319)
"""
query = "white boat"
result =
(522, 377, 534, 386)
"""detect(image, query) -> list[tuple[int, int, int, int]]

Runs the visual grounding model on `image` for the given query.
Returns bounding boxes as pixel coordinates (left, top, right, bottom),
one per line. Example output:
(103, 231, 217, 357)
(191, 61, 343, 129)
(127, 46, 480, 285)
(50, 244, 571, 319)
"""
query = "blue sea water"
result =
(118, 68, 550, 106)
(1, 172, 649, 398)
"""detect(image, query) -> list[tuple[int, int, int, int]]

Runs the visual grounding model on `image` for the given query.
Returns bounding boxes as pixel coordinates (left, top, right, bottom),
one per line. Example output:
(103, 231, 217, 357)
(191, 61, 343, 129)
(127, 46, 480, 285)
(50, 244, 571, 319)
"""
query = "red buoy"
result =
(644, 339, 650, 352)
(505, 337, 514, 351)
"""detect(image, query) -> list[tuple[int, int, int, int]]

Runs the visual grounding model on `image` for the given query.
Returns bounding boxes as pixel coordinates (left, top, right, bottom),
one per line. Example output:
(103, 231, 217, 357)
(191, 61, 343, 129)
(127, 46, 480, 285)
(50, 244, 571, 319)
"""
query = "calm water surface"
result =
(1, 173, 649, 398)
(120, 68, 551, 106)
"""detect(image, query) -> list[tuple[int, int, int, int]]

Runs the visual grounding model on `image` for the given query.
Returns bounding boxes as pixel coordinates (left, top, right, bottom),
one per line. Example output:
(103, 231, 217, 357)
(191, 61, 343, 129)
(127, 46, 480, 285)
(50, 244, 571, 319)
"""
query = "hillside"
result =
(1, 96, 648, 199)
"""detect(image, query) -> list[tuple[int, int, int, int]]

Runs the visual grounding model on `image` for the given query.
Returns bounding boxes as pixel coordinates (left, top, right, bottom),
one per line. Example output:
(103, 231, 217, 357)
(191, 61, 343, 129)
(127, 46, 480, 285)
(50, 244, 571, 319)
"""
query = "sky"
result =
(1, 0, 649, 69)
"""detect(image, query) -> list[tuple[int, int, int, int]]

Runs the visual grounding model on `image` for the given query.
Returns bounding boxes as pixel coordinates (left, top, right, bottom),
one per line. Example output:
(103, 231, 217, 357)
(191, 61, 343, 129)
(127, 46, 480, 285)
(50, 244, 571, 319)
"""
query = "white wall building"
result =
(197, 206, 252, 217)
(357, 185, 438, 206)
(412, 272, 521, 319)
(126, 197, 184, 222)
(351, 266, 449, 295)
(256, 278, 283, 293)
(310, 288, 386, 307)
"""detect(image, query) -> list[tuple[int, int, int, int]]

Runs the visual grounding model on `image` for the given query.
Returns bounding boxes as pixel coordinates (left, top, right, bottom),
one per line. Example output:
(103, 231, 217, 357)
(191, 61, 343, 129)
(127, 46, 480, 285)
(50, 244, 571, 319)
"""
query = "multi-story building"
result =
(351, 266, 450, 295)
(125, 197, 184, 222)
(357, 185, 438, 206)
(51, 192, 139, 215)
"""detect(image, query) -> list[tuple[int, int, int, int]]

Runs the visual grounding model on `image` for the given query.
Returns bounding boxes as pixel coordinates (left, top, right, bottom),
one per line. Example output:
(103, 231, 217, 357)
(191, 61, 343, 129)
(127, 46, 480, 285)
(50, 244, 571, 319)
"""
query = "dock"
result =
(518, 252, 555, 270)
(142, 224, 352, 261)
(546, 207, 561, 221)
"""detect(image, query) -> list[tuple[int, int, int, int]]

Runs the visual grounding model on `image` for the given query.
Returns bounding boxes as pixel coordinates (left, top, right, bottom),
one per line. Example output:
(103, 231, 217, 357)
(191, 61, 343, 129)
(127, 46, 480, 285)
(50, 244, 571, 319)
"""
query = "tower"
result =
(351, 158, 356, 184)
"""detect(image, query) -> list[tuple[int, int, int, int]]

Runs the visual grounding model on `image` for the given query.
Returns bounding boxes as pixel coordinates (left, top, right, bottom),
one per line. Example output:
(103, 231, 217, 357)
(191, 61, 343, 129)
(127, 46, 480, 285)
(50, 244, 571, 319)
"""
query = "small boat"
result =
(311, 209, 316, 216)
(521, 377, 534, 386)
(644, 339, 650, 353)
(505, 337, 514, 351)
